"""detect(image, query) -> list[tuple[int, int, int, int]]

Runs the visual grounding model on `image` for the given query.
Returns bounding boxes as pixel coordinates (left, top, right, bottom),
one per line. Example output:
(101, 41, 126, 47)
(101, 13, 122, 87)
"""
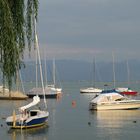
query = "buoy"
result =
(88, 122, 91, 126)
(72, 100, 76, 107)
(0, 124, 3, 127)
(133, 120, 137, 123)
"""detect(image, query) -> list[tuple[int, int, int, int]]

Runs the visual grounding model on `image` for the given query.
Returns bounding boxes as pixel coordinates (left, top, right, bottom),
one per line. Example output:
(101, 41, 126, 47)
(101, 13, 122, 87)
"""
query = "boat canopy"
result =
(91, 92, 125, 104)
(19, 95, 40, 112)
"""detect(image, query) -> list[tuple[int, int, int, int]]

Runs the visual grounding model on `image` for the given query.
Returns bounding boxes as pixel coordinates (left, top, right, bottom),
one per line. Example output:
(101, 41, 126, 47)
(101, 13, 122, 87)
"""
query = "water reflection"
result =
(92, 110, 140, 127)
(7, 125, 49, 140)
(91, 110, 140, 139)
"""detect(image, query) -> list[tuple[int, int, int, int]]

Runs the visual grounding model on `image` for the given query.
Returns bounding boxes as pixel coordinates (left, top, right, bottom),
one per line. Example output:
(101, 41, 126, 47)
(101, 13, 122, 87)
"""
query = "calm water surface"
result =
(1, 81, 140, 140)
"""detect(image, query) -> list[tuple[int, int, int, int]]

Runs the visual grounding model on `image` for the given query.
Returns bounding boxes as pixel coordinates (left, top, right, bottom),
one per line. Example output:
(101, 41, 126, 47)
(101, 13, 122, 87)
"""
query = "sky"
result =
(27, 0, 140, 62)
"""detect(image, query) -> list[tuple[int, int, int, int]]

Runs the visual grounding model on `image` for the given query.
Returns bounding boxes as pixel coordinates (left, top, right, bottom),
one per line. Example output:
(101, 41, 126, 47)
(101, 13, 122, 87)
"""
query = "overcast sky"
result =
(28, 0, 140, 62)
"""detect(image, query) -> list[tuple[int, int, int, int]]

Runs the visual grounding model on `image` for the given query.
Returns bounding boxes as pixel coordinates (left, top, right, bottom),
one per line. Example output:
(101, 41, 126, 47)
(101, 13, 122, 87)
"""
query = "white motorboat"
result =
(89, 89, 140, 110)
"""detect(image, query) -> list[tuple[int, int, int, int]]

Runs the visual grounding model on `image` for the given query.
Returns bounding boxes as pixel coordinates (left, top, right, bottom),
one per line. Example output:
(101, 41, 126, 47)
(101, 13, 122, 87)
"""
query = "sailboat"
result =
(46, 58, 62, 93)
(6, 95, 49, 128)
(116, 60, 137, 96)
(80, 58, 102, 94)
(27, 58, 60, 98)
(27, 37, 57, 98)
(6, 18, 49, 129)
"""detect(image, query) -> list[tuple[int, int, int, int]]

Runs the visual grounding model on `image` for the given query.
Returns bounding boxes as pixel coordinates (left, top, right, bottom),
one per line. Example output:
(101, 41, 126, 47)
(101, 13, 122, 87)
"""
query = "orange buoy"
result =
(72, 100, 76, 107)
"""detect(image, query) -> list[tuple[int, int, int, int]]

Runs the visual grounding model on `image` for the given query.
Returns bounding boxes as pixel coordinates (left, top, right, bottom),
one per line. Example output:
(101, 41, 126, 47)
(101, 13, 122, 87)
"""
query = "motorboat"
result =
(6, 95, 49, 129)
(116, 87, 137, 96)
(89, 89, 140, 110)
(80, 87, 102, 93)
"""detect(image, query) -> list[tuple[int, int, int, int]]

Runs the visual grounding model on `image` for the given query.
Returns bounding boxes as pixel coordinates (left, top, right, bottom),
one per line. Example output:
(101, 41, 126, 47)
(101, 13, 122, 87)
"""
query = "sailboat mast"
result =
(93, 57, 96, 87)
(126, 60, 130, 87)
(112, 53, 116, 88)
(53, 58, 56, 88)
(35, 50, 38, 88)
(44, 55, 48, 87)
(34, 19, 47, 109)
(34, 18, 38, 88)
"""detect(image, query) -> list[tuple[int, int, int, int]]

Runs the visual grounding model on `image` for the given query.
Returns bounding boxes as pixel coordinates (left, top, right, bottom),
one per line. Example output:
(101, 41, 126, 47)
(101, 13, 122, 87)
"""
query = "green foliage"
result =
(0, 0, 38, 90)
(26, 0, 39, 51)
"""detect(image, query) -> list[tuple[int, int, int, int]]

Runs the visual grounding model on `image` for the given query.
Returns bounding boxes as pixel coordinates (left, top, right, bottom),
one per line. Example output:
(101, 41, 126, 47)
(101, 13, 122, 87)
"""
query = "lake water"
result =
(1, 81, 140, 140)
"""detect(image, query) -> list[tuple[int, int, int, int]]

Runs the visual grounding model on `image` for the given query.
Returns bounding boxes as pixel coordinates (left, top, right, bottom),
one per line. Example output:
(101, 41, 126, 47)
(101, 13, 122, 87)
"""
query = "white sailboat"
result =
(6, 18, 49, 129)
(112, 54, 137, 95)
(6, 95, 49, 128)
(27, 37, 57, 98)
(80, 57, 102, 94)
(116, 60, 137, 95)
(47, 58, 62, 93)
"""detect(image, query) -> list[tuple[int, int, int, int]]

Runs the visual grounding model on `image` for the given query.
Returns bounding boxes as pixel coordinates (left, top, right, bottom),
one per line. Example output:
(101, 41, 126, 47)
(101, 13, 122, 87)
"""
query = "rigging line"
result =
(112, 52, 116, 88)
(19, 70, 25, 94)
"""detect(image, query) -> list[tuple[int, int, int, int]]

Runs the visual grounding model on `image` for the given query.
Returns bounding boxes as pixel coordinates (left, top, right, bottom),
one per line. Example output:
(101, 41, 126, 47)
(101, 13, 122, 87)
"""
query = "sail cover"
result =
(19, 95, 40, 111)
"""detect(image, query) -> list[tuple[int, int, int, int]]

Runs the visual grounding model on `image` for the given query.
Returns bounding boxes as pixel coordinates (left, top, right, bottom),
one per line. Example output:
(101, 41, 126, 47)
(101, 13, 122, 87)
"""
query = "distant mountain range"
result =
(21, 59, 140, 83)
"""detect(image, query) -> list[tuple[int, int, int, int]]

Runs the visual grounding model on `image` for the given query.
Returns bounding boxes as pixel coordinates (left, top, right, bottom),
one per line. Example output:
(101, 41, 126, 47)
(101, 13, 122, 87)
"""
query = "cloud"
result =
(29, 0, 140, 62)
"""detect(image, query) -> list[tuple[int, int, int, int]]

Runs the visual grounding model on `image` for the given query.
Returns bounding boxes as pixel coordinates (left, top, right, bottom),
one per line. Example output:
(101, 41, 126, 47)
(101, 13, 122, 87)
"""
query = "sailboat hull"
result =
(7, 117, 48, 129)
(6, 110, 49, 129)
(80, 87, 102, 93)
(27, 87, 58, 98)
(121, 91, 137, 96)
(116, 88, 138, 96)
(27, 94, 57, 98)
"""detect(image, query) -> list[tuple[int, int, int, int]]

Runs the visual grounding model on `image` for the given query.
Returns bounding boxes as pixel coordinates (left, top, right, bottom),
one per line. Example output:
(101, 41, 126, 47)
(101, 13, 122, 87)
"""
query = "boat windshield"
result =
(115, 98, 126, 101)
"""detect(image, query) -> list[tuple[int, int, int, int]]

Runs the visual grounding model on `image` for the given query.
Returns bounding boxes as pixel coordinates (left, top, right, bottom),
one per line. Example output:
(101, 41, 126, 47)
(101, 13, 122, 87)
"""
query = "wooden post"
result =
(13, 110, 16, 127)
